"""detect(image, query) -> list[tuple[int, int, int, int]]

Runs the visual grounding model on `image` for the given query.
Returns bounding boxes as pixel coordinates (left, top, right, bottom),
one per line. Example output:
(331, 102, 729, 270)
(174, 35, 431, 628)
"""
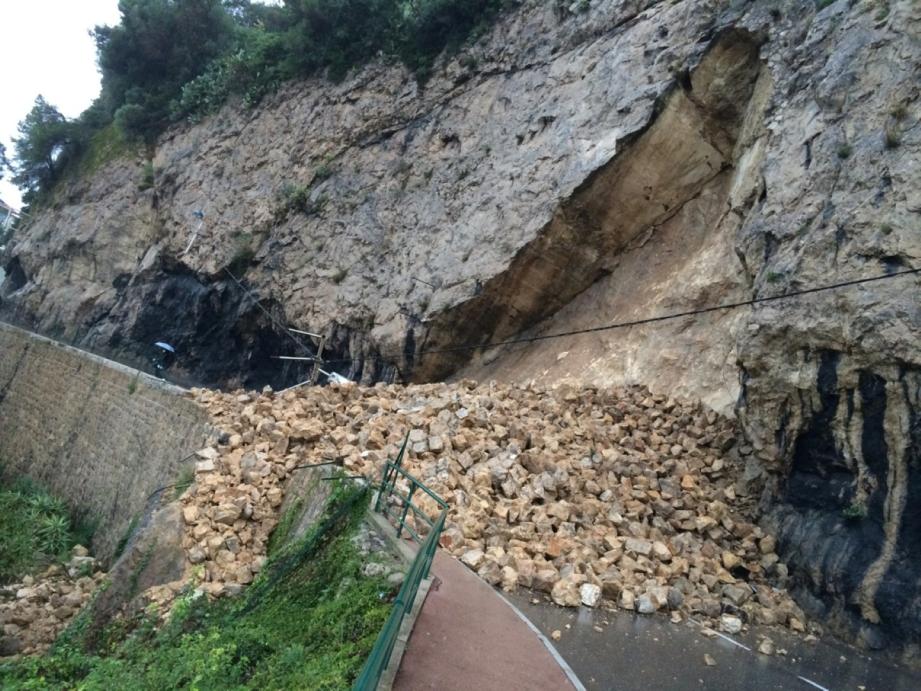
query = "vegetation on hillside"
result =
(0, 481, 393, 689)
(0, 477, 91, 583)
(8, 0, 515, 208)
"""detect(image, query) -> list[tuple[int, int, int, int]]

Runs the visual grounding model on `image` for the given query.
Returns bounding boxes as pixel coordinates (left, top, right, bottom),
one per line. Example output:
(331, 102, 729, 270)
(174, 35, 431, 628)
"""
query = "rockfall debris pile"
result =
(0, 547, 105, 657)
(185, 380, 808, 635)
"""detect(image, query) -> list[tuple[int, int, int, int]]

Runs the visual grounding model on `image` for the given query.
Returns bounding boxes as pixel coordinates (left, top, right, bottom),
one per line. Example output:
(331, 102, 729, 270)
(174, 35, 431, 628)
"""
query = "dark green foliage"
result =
(282, 0, 402, 81)
(274, 183, 323, 222)
(267, 498, 304, 556)
(12, 0, 514, 203)
(94, 0, 235, 140)
(0, 482, 391, 690)
(172, 465, 196, 499)
(395, 0, 512, 79)
(843, 500, 867, 521)
(10, 97, 77, 203)
(0, 479, 82, 583)
(883, 124, 901, 149)
(138, 161, 155, 190)
(114, 514, 141, 559)
(815, 0, 837, 9)
(0, 142, 8, 181)
(837, 143, 852, 159)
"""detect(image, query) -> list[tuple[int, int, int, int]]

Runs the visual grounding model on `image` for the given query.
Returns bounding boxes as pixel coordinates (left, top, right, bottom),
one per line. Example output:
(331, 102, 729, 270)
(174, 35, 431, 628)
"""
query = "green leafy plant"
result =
(842, 500, 867, 521)
(11, 0, 517, 206)
(227, 231, 257, 274)
(0, 482, 392, 690)
(172, 465, 196, 500)
(0, 480, 81, 582)
(766, 271, 784, 284)
(314, 163, 334, 182)
(884, 124, 901, 149)
(138, 161, 155, 191)
(837, 143, 852, 159)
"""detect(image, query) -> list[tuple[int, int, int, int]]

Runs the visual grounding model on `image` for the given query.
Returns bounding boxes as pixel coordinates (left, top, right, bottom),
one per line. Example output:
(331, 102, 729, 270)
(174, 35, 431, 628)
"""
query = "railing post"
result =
(397, 485, 416, 539)
(375, 432, 410, 514)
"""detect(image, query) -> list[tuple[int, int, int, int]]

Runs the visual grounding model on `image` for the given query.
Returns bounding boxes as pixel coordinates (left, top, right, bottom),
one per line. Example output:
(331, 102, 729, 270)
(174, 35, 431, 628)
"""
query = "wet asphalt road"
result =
(504, 590, 921, 691)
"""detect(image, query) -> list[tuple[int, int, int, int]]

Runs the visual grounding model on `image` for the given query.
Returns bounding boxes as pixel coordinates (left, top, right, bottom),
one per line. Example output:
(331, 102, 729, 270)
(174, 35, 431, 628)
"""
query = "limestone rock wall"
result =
(0, 323, 212, 561)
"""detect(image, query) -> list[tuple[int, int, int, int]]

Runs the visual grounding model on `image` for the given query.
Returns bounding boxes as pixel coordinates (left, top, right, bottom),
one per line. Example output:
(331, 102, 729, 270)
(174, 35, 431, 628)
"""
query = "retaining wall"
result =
(0, 322, 211, 561)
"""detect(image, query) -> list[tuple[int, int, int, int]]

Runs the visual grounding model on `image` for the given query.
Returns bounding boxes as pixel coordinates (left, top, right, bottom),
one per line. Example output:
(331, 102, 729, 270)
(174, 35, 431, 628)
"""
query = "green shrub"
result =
(11, 1, 516, 203)
(842, 500, 867, 521)
(227, 231, 257, 274)
(172, 465, 196, 500)
(273, 184, 327, 223)
(0, 481, 80, 582)
(0, 482, 392, 690)
(884, 124, 901, 149)
(837, 143, 852, 159)
(138, 161, 155, 191)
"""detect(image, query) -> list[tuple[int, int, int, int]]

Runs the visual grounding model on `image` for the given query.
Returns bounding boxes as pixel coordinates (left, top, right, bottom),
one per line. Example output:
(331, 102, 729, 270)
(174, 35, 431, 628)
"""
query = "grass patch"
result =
(0, 482, 391, 690)
(172, 465, 196, 501)
(114, 514, 141, 560)
(0, 478, 84, 583)
(267, 498, 304, 557)
(884, 124, 901, 149)
(842, 500, 867, 521)
(69, 124, 134, 184)
(272, 184, 327, 224)
(227, 232, 256, 275)
(138, 161, 155, 191)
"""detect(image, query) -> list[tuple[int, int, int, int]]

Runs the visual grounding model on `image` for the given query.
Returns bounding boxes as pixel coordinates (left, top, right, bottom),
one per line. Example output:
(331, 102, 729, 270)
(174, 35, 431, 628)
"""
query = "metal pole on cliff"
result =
(310, 336, 327, 385)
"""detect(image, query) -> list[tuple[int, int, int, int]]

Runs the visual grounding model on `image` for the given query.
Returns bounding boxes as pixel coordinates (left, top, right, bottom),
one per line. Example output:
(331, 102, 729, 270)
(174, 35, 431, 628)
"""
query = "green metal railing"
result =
(354, 433, 448, 691)
(374, 433, 448, 544)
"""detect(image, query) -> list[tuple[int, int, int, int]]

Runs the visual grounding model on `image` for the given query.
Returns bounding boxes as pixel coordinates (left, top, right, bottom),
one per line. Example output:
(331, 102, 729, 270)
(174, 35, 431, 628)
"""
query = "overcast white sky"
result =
(0, 0, 122, 209)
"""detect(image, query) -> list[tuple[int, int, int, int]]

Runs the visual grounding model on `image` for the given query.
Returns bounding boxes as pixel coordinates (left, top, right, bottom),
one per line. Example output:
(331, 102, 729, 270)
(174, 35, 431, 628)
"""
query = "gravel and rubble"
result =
(0, 547, 105, 658)
(181, 380, 808, 636)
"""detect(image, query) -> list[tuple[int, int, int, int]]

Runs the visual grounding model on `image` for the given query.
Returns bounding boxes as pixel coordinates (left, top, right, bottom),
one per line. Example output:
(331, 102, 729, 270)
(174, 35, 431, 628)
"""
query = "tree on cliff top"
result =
(94, 0, 235, 139)
(10, 97, 75, 204)
(11, 0, 515, 203)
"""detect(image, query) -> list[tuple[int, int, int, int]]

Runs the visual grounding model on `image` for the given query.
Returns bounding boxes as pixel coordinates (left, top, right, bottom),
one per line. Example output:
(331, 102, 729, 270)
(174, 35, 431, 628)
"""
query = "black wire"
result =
(223, 267, 316, 356)
(315, 265, 921, 366)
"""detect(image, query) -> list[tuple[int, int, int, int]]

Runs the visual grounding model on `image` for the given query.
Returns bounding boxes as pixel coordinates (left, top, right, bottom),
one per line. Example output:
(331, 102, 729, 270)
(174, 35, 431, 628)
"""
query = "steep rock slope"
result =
(2, 0, 921, 655)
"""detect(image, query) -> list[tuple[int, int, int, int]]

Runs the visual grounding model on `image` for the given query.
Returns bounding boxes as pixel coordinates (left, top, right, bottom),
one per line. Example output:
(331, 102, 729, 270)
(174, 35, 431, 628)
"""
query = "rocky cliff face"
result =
(2, 0, 920, 658)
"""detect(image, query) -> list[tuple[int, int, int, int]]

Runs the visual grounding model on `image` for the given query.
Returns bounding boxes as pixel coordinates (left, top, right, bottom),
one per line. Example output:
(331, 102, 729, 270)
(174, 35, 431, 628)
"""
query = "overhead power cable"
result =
(313, 265, 921, 366)
(222, 267, 315, 356)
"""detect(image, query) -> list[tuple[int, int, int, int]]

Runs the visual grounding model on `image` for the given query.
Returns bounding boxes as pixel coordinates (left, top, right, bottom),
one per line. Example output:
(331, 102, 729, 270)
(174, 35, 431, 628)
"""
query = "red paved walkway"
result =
(393, 551, 579, 690)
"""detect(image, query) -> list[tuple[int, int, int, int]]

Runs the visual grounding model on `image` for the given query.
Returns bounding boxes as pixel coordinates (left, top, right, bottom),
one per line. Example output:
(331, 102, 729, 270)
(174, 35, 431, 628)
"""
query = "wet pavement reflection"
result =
(504, 590, 921, 691)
